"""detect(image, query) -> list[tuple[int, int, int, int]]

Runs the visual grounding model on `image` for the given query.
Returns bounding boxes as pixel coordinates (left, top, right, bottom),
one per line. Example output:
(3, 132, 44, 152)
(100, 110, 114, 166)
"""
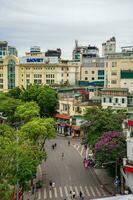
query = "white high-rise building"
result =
(102, 37, 116, 56)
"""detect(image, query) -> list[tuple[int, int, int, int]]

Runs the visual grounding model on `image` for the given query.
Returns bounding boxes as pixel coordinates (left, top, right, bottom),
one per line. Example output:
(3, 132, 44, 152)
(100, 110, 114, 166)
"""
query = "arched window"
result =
(8, 59, 15, 89)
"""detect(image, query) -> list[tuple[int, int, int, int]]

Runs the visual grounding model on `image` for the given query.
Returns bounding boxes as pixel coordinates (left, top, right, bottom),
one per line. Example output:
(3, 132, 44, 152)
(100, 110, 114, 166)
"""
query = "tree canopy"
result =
(15, 101, 40, 122)
(20, 85, 58, 117)
(82, 107, 126, 147)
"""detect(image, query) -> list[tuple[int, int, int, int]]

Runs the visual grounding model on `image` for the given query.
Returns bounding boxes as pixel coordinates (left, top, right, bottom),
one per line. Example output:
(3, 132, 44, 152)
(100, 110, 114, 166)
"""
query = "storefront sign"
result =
(26, 58, 44, 63)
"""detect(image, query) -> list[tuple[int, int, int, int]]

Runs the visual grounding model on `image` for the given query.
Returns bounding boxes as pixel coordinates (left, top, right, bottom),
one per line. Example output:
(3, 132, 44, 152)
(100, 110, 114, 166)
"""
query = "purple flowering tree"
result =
(95, 131, 126, 166)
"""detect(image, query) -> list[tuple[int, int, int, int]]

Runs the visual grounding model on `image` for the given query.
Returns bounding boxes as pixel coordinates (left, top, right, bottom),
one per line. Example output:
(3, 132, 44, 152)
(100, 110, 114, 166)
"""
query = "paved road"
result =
(34, 137, 111, 200)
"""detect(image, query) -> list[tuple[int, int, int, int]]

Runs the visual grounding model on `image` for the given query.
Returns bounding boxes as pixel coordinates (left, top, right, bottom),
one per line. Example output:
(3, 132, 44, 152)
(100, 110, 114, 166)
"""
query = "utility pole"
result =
(16, 127, 19, 200)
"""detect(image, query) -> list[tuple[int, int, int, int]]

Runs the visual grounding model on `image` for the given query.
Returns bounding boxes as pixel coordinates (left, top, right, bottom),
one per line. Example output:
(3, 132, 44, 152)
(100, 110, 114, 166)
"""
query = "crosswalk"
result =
(36, 185, 108, 199)
(72, 143, 92, 159)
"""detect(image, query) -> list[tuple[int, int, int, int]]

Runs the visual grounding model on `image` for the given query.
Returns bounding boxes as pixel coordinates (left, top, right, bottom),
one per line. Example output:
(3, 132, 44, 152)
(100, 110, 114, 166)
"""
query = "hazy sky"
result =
(0, 0, 133, 58)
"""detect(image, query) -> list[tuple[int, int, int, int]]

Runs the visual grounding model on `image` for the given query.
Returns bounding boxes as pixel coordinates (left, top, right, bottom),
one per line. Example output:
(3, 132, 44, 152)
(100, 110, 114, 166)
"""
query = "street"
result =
(34, 137, 111, 200)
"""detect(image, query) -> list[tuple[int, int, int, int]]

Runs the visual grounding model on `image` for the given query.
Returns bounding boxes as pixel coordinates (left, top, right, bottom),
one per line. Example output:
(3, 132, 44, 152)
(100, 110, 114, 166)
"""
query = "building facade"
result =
(102, 37, 116, 56)
(0, 47, 80, 92)
(105, 47, 133, 92)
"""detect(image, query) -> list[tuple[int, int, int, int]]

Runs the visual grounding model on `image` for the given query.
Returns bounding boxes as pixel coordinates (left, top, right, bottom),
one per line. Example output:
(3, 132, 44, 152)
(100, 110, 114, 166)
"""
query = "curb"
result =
(92, 168, 115, 195)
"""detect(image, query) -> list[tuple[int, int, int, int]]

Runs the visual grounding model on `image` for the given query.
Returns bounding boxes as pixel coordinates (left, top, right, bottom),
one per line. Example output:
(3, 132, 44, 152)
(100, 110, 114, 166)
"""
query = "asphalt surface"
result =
(35, 136, 111, 200)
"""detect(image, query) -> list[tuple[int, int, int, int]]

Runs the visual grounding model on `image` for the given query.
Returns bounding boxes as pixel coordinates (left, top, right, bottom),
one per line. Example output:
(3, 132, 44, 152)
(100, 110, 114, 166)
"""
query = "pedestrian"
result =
(62, 152, 64, 160)
(72, 191, 76, 199)
(79, 191, 84, 199)
(49, 181, 52, 189)
(52, 144, 54, 150)
(69, 190, 72, 199)
(54, 143, 57, 148)
(68, 141, 70, 146)
(52, 182, 55, 188)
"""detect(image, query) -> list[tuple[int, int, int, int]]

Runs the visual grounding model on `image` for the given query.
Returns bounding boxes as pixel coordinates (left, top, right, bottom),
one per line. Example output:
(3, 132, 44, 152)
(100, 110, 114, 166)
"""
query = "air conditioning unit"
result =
(113, 103, 116, 105)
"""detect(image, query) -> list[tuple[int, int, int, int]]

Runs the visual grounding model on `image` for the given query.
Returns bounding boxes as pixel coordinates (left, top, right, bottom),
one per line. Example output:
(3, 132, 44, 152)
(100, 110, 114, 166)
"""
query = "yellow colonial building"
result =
(0, 50, 80, 92)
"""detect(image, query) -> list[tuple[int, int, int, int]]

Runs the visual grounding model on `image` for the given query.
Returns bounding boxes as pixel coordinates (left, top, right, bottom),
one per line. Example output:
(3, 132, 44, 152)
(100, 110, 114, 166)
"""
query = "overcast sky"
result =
(0, 0, 133, 58)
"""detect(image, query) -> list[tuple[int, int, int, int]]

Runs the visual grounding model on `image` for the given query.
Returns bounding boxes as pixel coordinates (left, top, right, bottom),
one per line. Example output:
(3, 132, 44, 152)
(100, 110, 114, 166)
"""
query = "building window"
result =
(34, 79, 42, 84)
(62, 73, 63, 77)
(0, 79, 3, 83)
(26, 74, 30, 78)
(111, 80, 117, 84)
(109, 97, 112, 103)
(111, 71, 117, 76)
(92, 77, 95, 80)
(67, 67, 69, 71)
(0, 84, 3, 89)
(67, 73, 69, 77)
(85, 77, 88, 80)
(98, 77, 104, 80)
(115, 98, 118, 103)
(62, 67, 63, 71)
(92, 71, 95, 74)
(98, 70, 104, 75)
(7, 59, 15, 89)
(85, 71, 88, 74)
(103, 98, 106, 103)
(122, 98, 125, 104)
(112, 62, 117, 67)
(0, 74, 3, 77)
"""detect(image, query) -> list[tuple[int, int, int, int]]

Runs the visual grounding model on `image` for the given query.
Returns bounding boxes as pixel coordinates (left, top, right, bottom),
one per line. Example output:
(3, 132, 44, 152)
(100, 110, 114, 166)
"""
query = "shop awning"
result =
(71, 125, 80, 130)
(124, 165, 133, 173)
(128, 120, 133, 126)
(55, 113, 70, 120)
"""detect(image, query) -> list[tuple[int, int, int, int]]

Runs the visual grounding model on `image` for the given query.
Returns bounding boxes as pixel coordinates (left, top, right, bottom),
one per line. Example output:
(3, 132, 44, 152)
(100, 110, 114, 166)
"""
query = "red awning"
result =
(79, 90, 89, 95)
(55, 113, 70, 120)
(124, 165, 133, 173)
(128, 120, 133, 126)
(71, 125, 80, 130)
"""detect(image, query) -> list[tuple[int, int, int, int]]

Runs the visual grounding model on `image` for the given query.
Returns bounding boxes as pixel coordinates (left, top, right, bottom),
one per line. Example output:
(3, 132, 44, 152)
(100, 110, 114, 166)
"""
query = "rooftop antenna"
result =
(75, 40, 78, 48)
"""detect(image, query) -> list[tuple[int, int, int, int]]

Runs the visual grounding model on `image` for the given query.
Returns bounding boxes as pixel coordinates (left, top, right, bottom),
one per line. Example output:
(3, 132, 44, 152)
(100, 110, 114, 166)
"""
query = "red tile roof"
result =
(55, 113, 70, 120)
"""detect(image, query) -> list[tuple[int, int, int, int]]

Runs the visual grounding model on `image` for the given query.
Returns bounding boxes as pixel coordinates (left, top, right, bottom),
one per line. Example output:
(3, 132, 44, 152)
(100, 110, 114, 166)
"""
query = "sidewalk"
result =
(93, 167, 115, 195)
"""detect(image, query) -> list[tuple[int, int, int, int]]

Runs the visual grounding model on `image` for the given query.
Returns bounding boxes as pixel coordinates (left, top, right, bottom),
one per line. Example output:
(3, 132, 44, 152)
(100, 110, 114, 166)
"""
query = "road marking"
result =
(64, 186, 69, 197)
(100, 187, 107, 196)
(74, 186, 79, 196)
(95, 186, 101, 196)
(49, 189, 52, 199)
(54, 187, 57, 198)
(80, 186, 85, 196)
(38, 189, 41, 199)
(90, 186, 96, 197)
(69, 185, 73, 193)
(80, 147, 84, 155)
(59, 186, 63, 197)
(85, 186, 90, 196)
(77, 145, 80, 150)
(43, 188, 47, 199)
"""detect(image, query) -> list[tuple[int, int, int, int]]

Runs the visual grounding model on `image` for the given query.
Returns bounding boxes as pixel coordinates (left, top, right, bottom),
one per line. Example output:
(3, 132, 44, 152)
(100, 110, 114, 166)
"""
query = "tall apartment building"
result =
(102, 37, 116, 56)
(73, 40, 99, 62)
(0, 47, 80, 92)
(0, 41, 17, 59)
(105, 47, 133, 92)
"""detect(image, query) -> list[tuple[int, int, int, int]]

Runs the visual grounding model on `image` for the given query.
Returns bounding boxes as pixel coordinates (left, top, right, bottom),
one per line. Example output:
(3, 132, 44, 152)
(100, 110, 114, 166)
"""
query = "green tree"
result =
(15, 101, 40, 123)
(82, 107, 126, 148)
(7, 87, 23, 99)
(0, 93, 21, 123)
(21, 85, 58, 117)
(20, 118, 56, 149)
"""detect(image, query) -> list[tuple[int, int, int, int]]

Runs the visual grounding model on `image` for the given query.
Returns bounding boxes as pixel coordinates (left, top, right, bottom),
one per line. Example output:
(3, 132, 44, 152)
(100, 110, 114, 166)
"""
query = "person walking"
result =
(79, 191, 84, 199)
(49, 181, 52, 190)
(54, 143, 57, 148)
(52, 144, 54, 150)
(68, 141, 70, 146)
(72, 191, 76, 199)
(62, 152, 64, 160)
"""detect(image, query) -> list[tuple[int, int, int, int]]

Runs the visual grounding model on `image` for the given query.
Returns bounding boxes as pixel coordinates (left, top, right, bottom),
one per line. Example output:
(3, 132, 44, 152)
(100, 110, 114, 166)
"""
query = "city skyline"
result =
(0, 0, 133, 58)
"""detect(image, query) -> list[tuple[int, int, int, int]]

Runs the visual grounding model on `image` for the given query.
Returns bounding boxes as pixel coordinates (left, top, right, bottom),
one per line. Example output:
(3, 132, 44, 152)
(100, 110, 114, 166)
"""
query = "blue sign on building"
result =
(26, 58, 44, 63)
